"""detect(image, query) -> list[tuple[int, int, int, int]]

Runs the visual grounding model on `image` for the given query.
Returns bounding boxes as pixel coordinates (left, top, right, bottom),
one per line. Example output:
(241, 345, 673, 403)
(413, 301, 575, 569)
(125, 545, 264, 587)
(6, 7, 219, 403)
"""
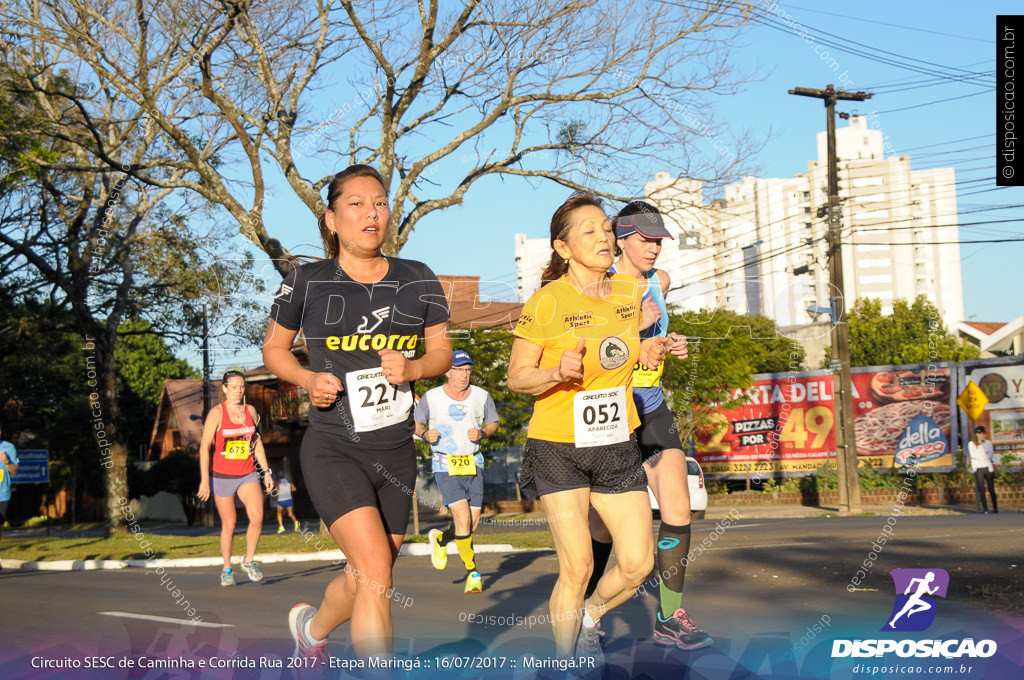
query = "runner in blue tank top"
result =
(586, 201, 713, 651)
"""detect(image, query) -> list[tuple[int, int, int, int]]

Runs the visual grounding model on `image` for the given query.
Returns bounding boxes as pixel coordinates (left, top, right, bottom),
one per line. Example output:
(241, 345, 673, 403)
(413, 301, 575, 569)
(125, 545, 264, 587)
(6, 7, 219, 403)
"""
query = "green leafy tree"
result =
(664, 307, 806, 449)
(116, 318, 201, 457)
(116, 319, 199, 404)
(0, 296, 198, 520)
(414, 330, 534, 457)
(824, 296, 979, 367)
(0, 294, 98, 502)
(0, 66, 254, 536)
(0, 296, 201, 521)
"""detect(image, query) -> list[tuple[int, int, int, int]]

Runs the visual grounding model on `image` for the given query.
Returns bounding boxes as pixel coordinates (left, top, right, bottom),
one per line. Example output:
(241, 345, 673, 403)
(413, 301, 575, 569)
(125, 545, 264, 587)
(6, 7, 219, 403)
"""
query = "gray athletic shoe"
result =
(220, 568, 235, 587)
(653, 607, 714, 650)
(289, 603, 328, 665)
(241, 559, 264, 583)
(575, 621, 605, 668)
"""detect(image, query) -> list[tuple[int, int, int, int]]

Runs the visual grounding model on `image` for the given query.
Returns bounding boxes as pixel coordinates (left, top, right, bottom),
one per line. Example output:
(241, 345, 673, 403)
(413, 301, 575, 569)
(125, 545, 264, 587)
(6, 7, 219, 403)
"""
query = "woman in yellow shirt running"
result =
(508, 192, 667, 664)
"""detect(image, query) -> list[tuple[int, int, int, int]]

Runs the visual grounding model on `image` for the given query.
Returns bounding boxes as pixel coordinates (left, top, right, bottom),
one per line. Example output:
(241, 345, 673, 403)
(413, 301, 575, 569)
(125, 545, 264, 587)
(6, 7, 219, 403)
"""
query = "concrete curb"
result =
(401, 542, 516, 558)
(0, 543, 517, 572)
(2, 558, 129, 571)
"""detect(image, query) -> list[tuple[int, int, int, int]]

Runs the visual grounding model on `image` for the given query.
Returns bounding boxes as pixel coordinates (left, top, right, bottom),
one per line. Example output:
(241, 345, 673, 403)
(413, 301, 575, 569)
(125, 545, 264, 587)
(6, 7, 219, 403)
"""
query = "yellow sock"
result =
(454, 535, 475, 572)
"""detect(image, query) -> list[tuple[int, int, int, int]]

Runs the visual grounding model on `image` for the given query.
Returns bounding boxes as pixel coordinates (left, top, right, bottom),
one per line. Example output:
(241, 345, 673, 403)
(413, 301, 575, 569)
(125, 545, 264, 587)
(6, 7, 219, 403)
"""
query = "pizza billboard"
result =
(958, 356, 1024, 465)
(850, 361, 957, 472)
(694, 363, 959, 478)
(694, 370, 838, 478)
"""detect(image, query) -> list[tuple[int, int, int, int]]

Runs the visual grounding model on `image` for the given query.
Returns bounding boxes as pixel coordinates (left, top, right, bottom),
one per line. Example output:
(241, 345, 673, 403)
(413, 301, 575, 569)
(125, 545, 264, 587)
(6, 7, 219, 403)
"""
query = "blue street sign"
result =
(11, 449, 49, 484)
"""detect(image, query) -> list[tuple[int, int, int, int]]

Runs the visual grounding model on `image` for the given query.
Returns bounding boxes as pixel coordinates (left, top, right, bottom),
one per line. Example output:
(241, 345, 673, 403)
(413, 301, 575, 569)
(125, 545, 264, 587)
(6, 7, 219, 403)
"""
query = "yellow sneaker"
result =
(428, 528, 447, 570)
(464, 571, 483, 594)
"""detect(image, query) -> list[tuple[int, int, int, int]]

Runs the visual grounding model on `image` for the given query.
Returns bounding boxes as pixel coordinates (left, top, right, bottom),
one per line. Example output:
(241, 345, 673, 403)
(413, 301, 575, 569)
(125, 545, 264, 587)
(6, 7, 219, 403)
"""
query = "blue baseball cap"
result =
(452, 350, 475, 367)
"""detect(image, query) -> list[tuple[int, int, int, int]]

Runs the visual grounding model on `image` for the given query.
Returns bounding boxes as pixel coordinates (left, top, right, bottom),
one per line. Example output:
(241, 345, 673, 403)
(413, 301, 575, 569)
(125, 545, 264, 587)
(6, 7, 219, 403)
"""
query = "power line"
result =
(857, 237, 1024, 245)
(897, 134, 992, 153)
(863, 63, 994, 93)
(744, 7, 993, 85)
(868, 90, 989, 115)
(782, 4, 990, 44)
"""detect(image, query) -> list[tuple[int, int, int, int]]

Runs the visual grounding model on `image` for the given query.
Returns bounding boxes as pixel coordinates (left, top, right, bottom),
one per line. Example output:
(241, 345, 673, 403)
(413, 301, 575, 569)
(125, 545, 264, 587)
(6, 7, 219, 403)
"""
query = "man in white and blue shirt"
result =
(414, 350, 499, 593)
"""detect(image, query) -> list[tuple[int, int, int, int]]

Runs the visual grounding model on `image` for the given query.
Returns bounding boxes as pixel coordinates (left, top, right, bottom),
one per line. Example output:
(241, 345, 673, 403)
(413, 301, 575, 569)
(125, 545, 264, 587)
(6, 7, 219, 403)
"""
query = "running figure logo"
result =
(882, 568, 949, 632)
(357, 306, 391, 334)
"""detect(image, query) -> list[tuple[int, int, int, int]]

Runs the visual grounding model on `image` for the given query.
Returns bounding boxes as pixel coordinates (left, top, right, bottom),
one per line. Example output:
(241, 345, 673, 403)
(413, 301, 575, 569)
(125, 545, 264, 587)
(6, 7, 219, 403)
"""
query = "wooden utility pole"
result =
(202, 303, 211, 418)
(789, 84, 872, 514)
(202, 303, 215, 527)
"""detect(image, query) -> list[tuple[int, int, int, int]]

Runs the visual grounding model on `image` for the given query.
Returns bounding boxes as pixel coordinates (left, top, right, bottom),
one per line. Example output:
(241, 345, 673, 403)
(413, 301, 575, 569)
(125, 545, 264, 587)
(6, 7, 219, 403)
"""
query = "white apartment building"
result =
(513, 178, 719, 309)
(513, 233, 553, 302)
(513, 116, 964, 332)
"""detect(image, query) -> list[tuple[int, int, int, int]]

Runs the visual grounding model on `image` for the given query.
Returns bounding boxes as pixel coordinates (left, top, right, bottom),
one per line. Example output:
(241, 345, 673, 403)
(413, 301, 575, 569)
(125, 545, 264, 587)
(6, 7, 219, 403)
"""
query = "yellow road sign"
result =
(956, 381, 989, 422)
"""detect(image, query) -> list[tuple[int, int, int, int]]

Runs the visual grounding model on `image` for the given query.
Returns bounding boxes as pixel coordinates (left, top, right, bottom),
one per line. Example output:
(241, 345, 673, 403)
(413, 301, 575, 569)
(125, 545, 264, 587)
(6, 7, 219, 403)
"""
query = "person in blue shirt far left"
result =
(0, 421, 20, 572)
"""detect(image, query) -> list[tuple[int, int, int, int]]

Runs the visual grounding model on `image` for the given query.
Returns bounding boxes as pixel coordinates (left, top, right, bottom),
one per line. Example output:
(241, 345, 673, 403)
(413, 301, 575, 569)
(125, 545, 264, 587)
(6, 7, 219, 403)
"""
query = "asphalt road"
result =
(1, 514, 1022, 680)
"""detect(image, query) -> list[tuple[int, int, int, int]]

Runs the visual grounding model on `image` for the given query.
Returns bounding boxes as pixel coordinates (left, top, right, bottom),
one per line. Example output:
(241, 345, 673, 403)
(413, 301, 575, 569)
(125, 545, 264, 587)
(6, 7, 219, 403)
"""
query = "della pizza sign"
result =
(693, 362, 959, 478)
(894, 414, 949, 466)
(849, 362, 958, 471)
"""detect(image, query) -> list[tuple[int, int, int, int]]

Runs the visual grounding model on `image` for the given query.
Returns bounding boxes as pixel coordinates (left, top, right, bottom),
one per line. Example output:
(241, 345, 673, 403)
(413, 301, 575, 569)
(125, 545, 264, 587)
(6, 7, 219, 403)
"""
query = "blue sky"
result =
(205, 1, 1021, 372)
(399, 2, 1020, 322)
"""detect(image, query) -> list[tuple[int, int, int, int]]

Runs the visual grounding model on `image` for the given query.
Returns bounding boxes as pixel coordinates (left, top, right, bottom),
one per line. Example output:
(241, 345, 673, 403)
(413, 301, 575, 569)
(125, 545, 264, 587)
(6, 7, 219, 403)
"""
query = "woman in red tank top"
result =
(198, 370, 274, 586)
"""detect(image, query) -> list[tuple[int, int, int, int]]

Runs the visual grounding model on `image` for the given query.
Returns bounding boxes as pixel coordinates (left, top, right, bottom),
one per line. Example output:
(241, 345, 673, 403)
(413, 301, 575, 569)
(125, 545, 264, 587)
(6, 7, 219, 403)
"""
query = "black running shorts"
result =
(520, 433, 647, 497)
(300, 427, 417, 535)
(637, 401, 684, 463)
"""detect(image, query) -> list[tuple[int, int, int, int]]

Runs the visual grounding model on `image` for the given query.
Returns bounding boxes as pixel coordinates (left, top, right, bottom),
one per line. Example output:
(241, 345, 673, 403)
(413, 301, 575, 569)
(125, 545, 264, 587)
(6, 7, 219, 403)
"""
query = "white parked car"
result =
(648, 456, 708, 520)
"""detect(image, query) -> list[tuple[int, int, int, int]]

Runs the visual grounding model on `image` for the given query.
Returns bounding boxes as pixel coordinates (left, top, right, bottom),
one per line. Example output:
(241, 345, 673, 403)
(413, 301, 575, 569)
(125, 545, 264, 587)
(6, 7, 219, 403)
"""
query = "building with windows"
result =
(513, 116, 965, 335)
(513, 233, 553, 302)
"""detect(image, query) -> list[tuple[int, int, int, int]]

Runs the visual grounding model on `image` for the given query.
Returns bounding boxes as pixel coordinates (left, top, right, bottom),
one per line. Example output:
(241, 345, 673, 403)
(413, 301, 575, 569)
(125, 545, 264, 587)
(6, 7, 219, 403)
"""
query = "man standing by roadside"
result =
(968, 426, 998, 514)
(0, 423, 20, 571)
(415, 350, 499, 594)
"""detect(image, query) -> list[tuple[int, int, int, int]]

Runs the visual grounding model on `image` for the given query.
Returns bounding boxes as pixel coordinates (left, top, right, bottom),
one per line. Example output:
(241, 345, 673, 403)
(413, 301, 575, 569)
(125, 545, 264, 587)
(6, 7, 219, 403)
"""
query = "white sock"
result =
(582, 605, 598, 629)
(303, 618, 325, 644)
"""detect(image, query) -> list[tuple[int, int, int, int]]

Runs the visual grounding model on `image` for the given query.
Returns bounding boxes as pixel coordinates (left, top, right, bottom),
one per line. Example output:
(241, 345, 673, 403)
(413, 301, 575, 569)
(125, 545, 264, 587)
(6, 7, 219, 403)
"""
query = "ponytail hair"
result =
(540, 191, 603, 286)
(317, 165, 388, 259)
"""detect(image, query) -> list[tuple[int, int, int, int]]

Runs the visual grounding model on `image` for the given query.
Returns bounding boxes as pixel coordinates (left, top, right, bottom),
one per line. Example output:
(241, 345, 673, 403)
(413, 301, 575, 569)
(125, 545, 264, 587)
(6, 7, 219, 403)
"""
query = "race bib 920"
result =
(447, 454, 477, 476)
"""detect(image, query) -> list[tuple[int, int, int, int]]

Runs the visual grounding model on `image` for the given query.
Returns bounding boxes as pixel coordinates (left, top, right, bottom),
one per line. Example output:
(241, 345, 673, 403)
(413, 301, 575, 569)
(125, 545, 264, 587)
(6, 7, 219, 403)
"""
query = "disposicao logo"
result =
(831, 569, 999, 659)
(832, 569, 997, 659)
(883, 568, 948, 632)
(894, 415, 948, 466)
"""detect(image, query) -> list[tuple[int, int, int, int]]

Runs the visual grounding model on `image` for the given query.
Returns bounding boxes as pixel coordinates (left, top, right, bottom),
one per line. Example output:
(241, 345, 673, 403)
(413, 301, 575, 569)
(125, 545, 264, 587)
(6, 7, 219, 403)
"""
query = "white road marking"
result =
(711, 528, 1023, 551)
(99, 612, 233, 628)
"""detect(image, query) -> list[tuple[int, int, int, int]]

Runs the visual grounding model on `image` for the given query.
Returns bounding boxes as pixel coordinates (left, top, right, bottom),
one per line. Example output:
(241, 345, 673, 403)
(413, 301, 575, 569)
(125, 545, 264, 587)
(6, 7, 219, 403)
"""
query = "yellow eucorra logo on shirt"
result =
(325, 334, 419, 352)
